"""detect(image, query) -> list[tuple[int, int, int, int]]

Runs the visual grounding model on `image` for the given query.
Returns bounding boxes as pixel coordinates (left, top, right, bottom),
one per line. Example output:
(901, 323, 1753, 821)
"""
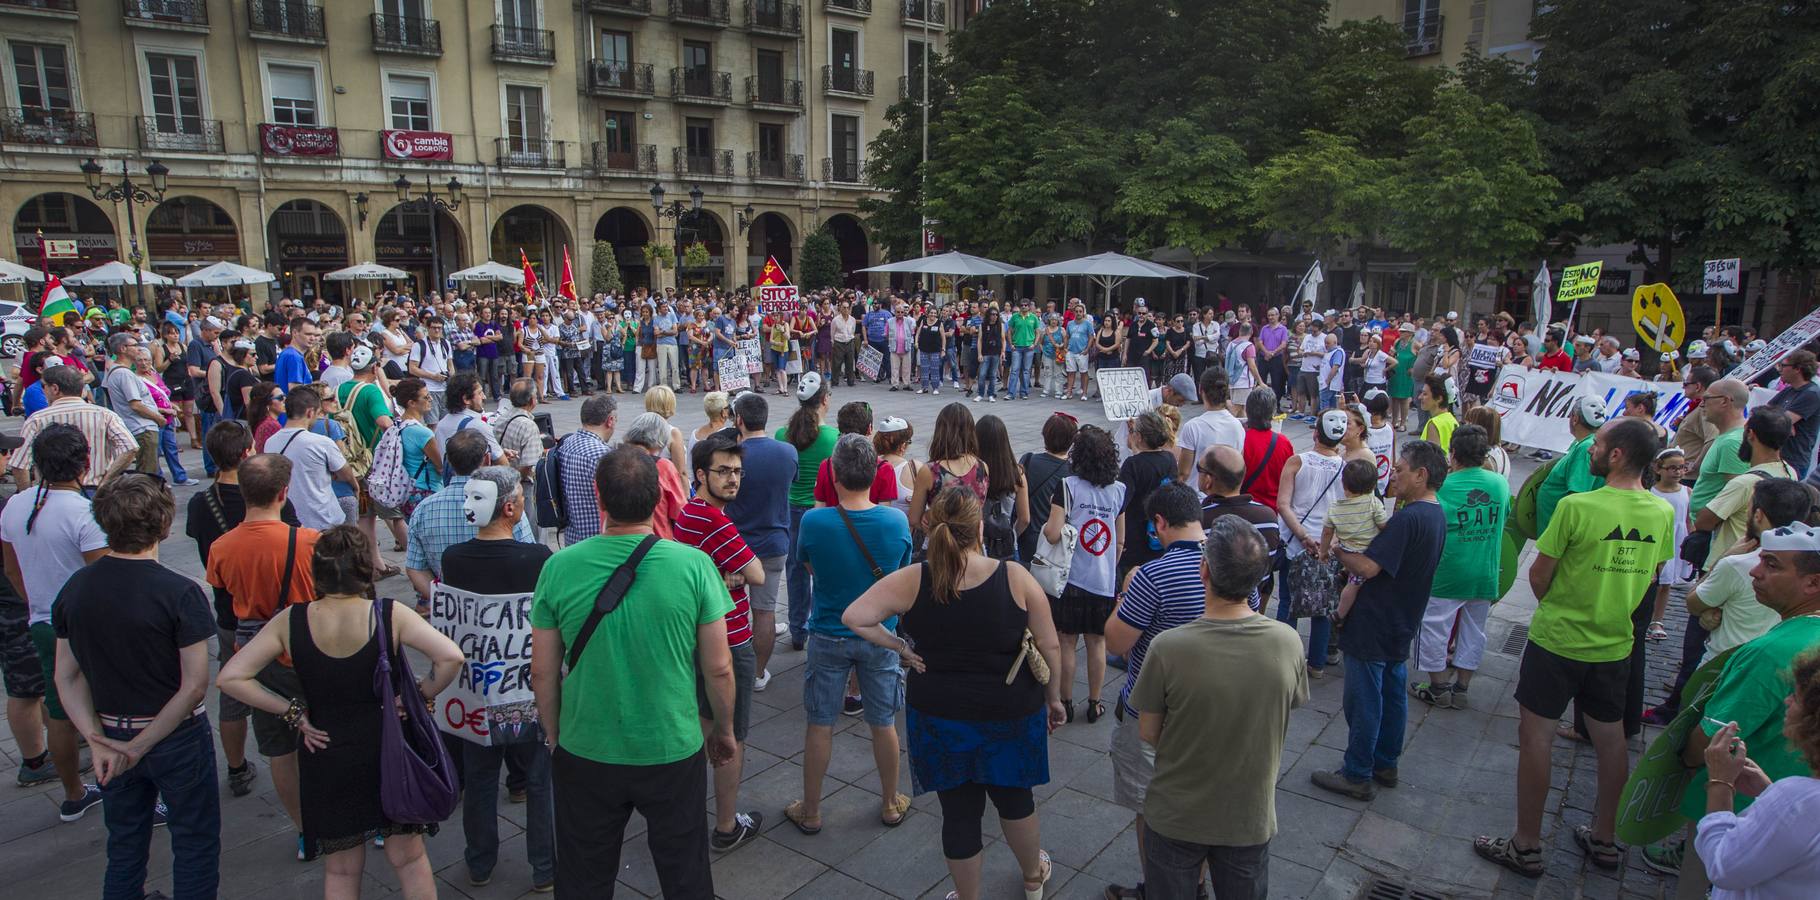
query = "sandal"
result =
(1646, 621, 1668, 642)
(1555, 722, 1588, 744)
(1061, 699, 1075, 725)
(1086, 699, 1105, 724)
(1023, 849, 1052, 900)
(1473, 834, 1544, 878)
(880, 792, 911, 827)
(783, 799, 821, 835)
(1573, 825, 1623, 870)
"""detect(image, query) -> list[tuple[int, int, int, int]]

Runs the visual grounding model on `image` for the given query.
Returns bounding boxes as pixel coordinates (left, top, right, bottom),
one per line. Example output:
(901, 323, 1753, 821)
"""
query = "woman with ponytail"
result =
(844, 486, 1065, 900)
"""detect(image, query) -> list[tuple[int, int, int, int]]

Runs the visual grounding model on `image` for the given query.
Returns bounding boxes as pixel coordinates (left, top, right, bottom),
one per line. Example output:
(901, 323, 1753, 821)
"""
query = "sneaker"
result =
(1410, 681, 1454, 709)
(15, 757, 58, 788)
(915, 388, 925, 394)
(1310, 769, 1377, 801)
(57, 784, 103, 822)
(932, 389, 939, 396)
(469, 871, 492, 887)
(842, 696, 864, 717)
(971, 395, 982, 403)
(531, 880, 555, 893)
(558, 394, 571, 401)
(297, 834, 308, 861)
(227, 760, 257, 797)
(1642, 839, 1684, 875)
(1450, 683, 1470, 710)
(754, 669, 772, 692)
(988, 396, 996, 402)
(372, 835, 385, 848)
(152, 801, 168, 827)
(711, 811, 764, 853)
(509, 788, 527, 803)
(172, 478, 200, 487)
(1326, 647, 1341, 667)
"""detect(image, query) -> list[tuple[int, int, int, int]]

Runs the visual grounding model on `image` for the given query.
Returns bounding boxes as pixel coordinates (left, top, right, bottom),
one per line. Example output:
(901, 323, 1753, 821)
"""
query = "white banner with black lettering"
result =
(429, 584, 539, 746)
(1485, 367, 1775, 453)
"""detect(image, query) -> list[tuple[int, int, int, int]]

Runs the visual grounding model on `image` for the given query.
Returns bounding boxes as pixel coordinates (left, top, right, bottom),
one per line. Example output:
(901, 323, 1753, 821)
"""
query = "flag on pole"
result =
(1297, 261, 1324, 307)
(559, 246, 578, 302)
(1532, 262, 1553, 330)
(520, 249, 540, 304)
(38, 272, 75, 322)
(1349, 279, 1365, 309)
(755, 255, 790, 287)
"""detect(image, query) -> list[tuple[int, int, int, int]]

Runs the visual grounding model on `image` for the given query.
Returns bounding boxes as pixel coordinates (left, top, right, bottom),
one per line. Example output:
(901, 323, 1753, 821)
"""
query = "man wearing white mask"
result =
(403, 429, 536, 610)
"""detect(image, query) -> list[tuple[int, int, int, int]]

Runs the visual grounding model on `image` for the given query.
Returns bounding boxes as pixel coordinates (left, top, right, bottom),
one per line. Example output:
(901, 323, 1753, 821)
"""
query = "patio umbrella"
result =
(1014, 251, 1203, 306)
(323, 262, 411, 281)
(856, 250, 1022, 277)
(175, 261, 277, 287)
(0, 259, 46, 285)
(446, 261, 527, 286)
(62, 260, 174, 286)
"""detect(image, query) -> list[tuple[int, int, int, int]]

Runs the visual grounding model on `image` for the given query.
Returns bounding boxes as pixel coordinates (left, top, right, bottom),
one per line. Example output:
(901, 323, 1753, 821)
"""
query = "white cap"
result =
(1687, 340, 1709, 358)
(39, 354, 64, 368)
(877, 416, 909, 434)
(232, 339, 256, 352)
(1574, 334, 1594, 344)
(1761, 524, 1820, 553)
(1622, 348, 1639, 360)
(1445, 311, 1459, 321)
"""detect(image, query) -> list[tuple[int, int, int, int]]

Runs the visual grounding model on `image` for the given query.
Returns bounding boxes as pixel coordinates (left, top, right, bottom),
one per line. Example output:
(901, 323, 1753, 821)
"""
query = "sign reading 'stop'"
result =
(382, 129, 454, 162)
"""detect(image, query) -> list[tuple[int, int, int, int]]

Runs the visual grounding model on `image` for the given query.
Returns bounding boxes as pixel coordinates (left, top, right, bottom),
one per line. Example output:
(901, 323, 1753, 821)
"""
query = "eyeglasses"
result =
(707, 466, 744, 478)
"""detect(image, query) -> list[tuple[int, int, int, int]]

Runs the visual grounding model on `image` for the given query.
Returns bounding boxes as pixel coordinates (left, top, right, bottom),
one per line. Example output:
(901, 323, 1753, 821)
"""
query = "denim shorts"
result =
(802, 632, 902, 727)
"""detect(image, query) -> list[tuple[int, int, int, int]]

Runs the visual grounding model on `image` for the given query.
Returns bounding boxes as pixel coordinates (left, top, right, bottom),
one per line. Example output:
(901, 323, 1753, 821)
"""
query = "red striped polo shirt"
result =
(673, 497, 756, 647)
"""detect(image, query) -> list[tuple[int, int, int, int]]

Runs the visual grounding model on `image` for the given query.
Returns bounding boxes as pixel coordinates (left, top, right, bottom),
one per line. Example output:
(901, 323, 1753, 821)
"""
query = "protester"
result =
(621, 412, 690, 539)
(1018, 413, 1077, 567)
(810, 400, 899, 506)
(1117, 410, 1179, 590)
(1043, 425, 1126, 724)
(1767, 350, 1818, 478)
(1410, 425, 1511, 709)
(101, 332, 166, 475)
(530, 447, 737, 899)
(265, 386, 356, 531)
(909, 402, 988, 531)
(976, 415, 1030, 561)
(780, 372, 838, 647)
(555, 395, 618, 545)
(433, 373, 507, 467)
(1275, 410, 1349, 677)
(1535, 395, 1611, 536)
(1695, 407, 1796, 571)
(404, 428, 535, 605)
(1240, 388, 1294, 511)
(11, 365, 137, 488)
(1175, 368, 1243, 485)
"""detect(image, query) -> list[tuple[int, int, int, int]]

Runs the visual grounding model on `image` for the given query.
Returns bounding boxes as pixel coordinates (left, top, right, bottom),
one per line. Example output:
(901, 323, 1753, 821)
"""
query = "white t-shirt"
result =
(1226, 339, 1256, 388)
(319, 364, 354, 394)
(267, 427, 349, 531)
(1059, 475, 1127, 598)
(1279, 449, 1345, 558)
(1318, 346, 1346, 391)
(409, 339, 452, 393)
(1177, 408, 1245, 492)
(1362, 349, 1394, 385)
(0, 488, 107, 622)
(433, 410, 505, 463)
(1298, 334, 1325, 373)
(1695, 550, 1780, 664)
(1367, 423, 1396, 494)
(1192, 322, 1219, 358)
(1653, 484, 1695, 586)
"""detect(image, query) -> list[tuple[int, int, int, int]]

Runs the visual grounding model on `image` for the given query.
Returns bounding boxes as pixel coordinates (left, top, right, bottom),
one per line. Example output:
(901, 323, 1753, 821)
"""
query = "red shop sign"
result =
(260, 124, 341, 158)
(381, 129, 454, 162)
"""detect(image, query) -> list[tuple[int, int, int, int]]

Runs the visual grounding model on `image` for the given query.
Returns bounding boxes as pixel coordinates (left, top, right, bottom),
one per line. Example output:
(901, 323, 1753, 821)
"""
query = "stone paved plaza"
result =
(0, 379, 1687, 899)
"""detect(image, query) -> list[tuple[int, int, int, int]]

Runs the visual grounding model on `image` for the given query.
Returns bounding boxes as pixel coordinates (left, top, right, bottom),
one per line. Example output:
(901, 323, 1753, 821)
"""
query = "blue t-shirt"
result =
(653, 312, 679, 346)
(21, 382, 47, 417)
(1067, 318, 1095, 353)
(723, 435, 797, 558)
(713, 316, 736, 354)
(309, 418, 354, 498)
(863, 310, 891, 343)
(273, 346, 312, 394)
(797, 504, 913, 638)
(1339, 499, 1447, 662)
(400, 421, 443, 492)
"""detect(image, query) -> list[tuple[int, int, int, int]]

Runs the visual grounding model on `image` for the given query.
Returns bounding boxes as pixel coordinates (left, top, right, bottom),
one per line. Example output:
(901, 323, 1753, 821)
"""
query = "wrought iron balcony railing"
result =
(588, 61, 656, 96)
(670, 0, 730, 25)
(497, 137, 565, 168)
(744, 1, 801, 35)
(0, 108, 96, 147)
(593, 142, 659, 176)
(821, 156, 867, 185)
(824, 0, 869, 16)
(492, 25, 556, 64)
(675, 147, 735, 179)
(822, 65, 874, 98)
(123, 0, 208, 28)
(139, 115, 224, 153)
(247, 1, 325, 43)
(672, 68, 734, 104)
(748, 151, 805, 182)
(372, 13, 442, 55)
(900, 0, 943, 26)
(747, 76, 804, 108)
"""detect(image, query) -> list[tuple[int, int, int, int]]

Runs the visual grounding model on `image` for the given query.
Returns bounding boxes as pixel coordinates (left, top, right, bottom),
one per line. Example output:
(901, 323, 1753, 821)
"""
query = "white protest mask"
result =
(463, 478, 500, 528)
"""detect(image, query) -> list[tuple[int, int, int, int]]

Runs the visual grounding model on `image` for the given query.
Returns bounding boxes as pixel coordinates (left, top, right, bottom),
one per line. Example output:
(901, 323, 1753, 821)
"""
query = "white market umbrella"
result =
(175, 261, 277, 287)
(0, 259, 46, 285)
(1532, 262, 1553, 330)
(62, 260, 174, 286)
(446, 261, 527, 285)
(324, 261, 411, 281)
(1015, 251, 1203, 306)
(857, 250, 1022, 277)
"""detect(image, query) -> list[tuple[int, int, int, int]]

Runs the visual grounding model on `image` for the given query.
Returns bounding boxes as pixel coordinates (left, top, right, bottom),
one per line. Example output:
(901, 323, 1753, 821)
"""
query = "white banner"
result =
(1486, 367, 1692, 453)
(718, 356, 750, 392)
(429, 584, 538, 746)
(1096, 367, 1151, 420)
(1728, 307, 1820, 385)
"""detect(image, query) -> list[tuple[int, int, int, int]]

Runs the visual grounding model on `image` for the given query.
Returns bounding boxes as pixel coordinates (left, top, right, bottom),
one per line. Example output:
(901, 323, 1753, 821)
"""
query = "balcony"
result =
(0, 0, 79, 19)
(744, 1, 801, 35)
(1404, 14, 1442, 56)
(900, 0, 942, 27)
(747, 76, 803, 110)
(372, 13, 442, 56)
(824, 0, 869, 17)
(492, 25, 556, 65)
(748, 151, 804, 182)
(822, 65, 874, 99)
(587, 61, 656, 97)
(123, 0, 208, 29)
(139, 116, 223, 154)
(822, 156, 866, 185)
(587, 0, 651, 14)
(0, 108, 96, 147)
(674, 147, 735, 180)
(672, 68, 733, 105)
(247, 1, 326, 44)
(496, 137, 565, 169)
(592, 142, 658, 176)
(669, 0, 730, 26)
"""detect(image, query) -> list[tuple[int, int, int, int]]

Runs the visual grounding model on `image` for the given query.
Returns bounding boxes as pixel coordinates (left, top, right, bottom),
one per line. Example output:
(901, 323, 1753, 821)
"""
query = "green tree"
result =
(1307, 20, 1446, 157)
(1248, 131, 1392, 272)
(921, 74, 1049, 257)
(590, 239, 622, 296)
(800, 230, 842, 290)
(1115, 118, 1251, 255)
(860, 98, 935, 261)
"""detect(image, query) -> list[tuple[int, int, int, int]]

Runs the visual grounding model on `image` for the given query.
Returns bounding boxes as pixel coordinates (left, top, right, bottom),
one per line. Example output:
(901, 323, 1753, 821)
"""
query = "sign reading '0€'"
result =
(1556, 261, 1604, 304)
(1631, 283, 1686, 353)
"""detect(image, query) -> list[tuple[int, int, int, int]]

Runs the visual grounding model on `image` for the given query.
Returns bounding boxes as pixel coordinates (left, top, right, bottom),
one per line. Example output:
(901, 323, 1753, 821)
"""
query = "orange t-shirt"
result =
(205, 520, 321, 625)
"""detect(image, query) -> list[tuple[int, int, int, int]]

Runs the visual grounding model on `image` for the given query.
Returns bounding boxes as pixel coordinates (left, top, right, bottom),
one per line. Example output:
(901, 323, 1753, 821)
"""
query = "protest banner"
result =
(857, 344, 884, 381)
(1556, 261, 1604, 304)
(758, 284, 800, 316)
(1615, 649, 1734, 844)
(738, 337, 762, 374)
(718, 355, 750, 392)
(1631, 283, 1686, 352)
(1487, 367, 1691, 453)
(1728, 306, 1820, 385)
(1096, 368, 1150, 420)
(429, 584, 538, 746)
(1702, 258, 1741, 295)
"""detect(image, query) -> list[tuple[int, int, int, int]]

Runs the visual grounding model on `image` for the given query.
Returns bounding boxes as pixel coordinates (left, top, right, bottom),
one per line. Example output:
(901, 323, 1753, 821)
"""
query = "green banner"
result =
(1614, 647, 1735, 844)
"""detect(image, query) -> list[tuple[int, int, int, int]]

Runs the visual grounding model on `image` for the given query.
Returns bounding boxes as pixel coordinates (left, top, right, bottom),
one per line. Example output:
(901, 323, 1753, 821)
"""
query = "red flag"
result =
(519, 249, 540, 303)
(755, 255, 790, 287)
(559, 246, 578, 302)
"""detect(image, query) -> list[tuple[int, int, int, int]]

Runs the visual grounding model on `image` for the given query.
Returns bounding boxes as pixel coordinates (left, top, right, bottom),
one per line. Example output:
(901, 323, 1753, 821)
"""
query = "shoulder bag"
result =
(1029, 480, 1076, 598)
(565, 534, 662, 671)
(1286, 461, 1346, 619)
(835, 506, 887, 580)
(372, 595, 460, 824)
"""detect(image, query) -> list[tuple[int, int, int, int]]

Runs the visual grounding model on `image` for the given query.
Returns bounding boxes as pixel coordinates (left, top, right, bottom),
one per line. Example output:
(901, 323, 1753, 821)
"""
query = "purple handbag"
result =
(372, 596, 460, 824)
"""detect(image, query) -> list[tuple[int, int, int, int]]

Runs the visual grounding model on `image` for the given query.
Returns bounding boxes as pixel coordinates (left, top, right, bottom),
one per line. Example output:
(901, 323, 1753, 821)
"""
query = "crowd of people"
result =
(1, 284, 1819, 900)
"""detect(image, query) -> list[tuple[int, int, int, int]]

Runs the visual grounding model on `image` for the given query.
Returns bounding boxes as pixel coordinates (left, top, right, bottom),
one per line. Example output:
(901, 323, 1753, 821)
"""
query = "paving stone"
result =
(712, 835, 830, 900)
(786, 868, 894, 900)
(835, 811, 952, 899)
(1266, 855, 1327, 900)
(1343, 810, 1433, 874)
(763, 784, 900, 867)
(1269, 788, 1362, 871)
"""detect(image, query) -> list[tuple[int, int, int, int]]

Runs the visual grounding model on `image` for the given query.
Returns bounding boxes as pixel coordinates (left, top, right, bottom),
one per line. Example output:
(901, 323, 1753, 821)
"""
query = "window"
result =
(145, 53, 204, 135)
(686, 116, 714, 173)
(831, 114, 859, 180)
(599, 30, 631, 69)
(505, 84, 544, 147)
(906, 38, 927, 79)
(383, 0, 426, 18)
(756, 122, 785, 177)
(1404, 0, 1440, 45)
(387, 73, 432, 130)
(755, 48, 785, 102)
(267, 64, 318, 127)
(500, 0, 537, 30)
(11, 43, 72, 114)
(831, 29, 858, 91)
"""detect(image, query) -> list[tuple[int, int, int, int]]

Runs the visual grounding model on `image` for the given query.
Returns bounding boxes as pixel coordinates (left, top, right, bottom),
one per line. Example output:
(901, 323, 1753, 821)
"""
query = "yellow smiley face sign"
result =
(1632, 283, 1686, 353)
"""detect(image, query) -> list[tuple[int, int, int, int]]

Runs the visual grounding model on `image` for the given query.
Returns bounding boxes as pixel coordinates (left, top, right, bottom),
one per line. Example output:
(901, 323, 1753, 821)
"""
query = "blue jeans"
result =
(100, 716, 220, 900)
(786, 505, 812, 643)
(941, 348, 959, 384)
(1341, 655, 1409, 782)
(1319, 389, 1339, 411)
(1273, 556, 1332, 669)
(803, 633, 902, 727)
(1142, 822, 1269, 900)
(158, 423, 190, 483)
(918, 352, 943, 392)
(463, 738, 555, 884)
(197, 410, 218, 476)
(976, 355, 1001, 399)
(1007, 347, 1035, 398)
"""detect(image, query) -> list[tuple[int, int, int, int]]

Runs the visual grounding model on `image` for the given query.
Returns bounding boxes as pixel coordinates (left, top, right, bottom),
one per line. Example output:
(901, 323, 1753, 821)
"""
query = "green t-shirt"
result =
(106, 307, 130, 326)
(776, 423, 837, 508)
(336, 379, 392, 447)
(1679, 615, 1820, 822)
(529, 535, 732, 766)
(1008, 312, 1040, 348)
(1430, 467, 1512, 601)
(1688, 427, 1748, 516)
(1535, 433, 1604, 537)
(1531, 486, 1675, 662)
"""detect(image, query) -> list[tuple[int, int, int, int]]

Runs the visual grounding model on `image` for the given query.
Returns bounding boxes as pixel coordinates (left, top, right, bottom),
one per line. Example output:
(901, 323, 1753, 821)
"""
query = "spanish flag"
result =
(520, 249, 540, 303)
(559, 246, 578, 302)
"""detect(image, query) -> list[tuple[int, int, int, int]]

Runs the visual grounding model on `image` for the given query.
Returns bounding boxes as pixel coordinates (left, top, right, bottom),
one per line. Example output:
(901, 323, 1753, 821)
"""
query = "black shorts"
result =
(1514, 642, 1629, 723)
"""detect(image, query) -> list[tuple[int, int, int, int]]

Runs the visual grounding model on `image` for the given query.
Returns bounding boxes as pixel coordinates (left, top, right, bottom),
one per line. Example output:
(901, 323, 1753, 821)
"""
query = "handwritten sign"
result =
(1095, 367, 1150, 420)
(857, 344, 883, 381)
(737, 338, 762, 374)
(718, 355, 750, 392)
(758, 284, 800, 316)
(1702, 258, 1741, 295)
(1728, 306, 1820, 385)
(1631, 283, 1686, 353)
(1556, 261, 1604, 304)
(429, 584, 538, 746)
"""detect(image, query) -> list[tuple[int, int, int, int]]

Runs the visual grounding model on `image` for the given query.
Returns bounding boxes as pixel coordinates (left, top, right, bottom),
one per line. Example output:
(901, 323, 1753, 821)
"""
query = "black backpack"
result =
(982, 491, 1019, 560)
(532, 434, 571, 531)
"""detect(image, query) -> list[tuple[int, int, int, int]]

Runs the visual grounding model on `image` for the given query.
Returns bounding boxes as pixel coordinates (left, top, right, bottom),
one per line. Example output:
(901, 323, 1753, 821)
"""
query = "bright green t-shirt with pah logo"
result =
(1531, 486, 1675, 663)
(1430, 467, 1512, 602)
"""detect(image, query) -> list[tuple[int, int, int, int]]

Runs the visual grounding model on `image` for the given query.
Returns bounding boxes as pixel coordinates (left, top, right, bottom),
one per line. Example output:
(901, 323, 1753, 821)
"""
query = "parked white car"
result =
(0, 301, 34, 360)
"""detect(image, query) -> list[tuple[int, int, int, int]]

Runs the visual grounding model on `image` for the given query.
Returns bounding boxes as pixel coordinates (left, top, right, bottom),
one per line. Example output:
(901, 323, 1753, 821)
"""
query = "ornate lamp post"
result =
(650, 182, 704, 286)
(80, 157, 168, 310)
(393, 174, 464, 295)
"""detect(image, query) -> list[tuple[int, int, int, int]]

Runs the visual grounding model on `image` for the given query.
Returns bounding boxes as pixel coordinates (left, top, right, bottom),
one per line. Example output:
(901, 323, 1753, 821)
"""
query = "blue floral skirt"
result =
(905, 706, 1049, 796)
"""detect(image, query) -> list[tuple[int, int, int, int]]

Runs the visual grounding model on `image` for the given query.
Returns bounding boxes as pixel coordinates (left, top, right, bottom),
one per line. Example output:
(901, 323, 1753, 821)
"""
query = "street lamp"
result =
(735, 203, 757, 235)
(650, 180, 707, 261)
(392, 174, 464, 295)
(80, 157, 168, 311)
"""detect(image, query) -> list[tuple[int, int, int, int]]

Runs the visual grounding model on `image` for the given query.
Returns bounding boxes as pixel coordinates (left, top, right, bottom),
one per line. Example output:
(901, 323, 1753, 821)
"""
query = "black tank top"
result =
(899, 561, 1043, 720)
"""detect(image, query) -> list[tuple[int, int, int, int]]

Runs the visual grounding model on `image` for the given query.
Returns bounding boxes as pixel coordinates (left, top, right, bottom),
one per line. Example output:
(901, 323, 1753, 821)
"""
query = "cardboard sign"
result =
(429, 584, 538, 747)
(737, 338, 762, 374)
(1096, 367, 1151, 420)
(1556, 261, 1604, 304)
(857, 344, 884, 381)
(1702, 258, 1741, 295)
(1615, 649, 1734, 844)
(1729, 306, 1820, 385)
(758, 284, 800, 316)
(718, 355, 750, 391)
(1631, 283, 1686, 352)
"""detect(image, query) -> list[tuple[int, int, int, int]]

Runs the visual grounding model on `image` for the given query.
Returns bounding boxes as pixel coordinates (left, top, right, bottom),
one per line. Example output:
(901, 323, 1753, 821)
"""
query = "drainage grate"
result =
(1356, 877, 1450, 900)
(1500, 623, 1530, 656)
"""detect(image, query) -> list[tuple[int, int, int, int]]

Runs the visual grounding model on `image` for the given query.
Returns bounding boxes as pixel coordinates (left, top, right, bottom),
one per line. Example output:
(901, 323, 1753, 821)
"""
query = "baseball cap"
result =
(1622, 348, 1639, 361)
(0, 433, 20, 454)
(39, 354, 64, 369)
(1318, 409, 1350, 442)
(877, 416, 909, 434)
(1445, 311, 1459, 321)
(1167, 372, 1198, 403)
(350, 344, 376, 371)
(1760, 524, 1820, 553)
(1571, 395, 1609, 428)
(1573, 334, 1594, 345)
(795, 370, 825, 403)
(202, 316, 224, 330)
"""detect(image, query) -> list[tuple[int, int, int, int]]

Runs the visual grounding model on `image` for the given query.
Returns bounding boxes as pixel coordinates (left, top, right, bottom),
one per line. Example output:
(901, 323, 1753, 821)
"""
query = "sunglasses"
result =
(1050, 410, 1079, 424)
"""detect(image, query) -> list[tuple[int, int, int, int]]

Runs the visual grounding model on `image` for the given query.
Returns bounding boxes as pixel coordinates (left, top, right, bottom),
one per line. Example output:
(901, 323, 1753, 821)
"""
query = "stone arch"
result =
(746, 211, 796, 280)
(824, 213, 869, 288)
(374, 203, 466, 297)
(13, 191, 116, 275)
(146, 195, 240, 275)
(490, 204, 575, 289)
(593, 206, 652, 291)
(266, 199, 348, 303)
